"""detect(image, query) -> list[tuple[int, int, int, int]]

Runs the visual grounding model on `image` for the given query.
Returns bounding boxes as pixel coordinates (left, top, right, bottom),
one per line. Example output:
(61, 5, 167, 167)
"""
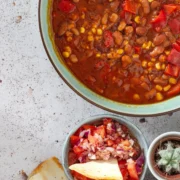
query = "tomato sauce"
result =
(52, 0, 180, 104)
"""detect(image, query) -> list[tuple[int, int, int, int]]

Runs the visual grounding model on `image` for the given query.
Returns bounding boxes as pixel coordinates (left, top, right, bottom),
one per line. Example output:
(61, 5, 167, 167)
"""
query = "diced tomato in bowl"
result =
(62, 115, 148, 180)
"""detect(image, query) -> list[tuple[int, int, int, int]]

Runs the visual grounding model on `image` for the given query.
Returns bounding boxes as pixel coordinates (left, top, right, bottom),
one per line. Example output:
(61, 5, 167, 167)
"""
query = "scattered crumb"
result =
(16, 16, 22, 23)
(55, 140, 59, 143)
(19, 170, 28, 180)
(168, 112, 173, 116)
(13, 2, 16, 6)
(0, 80, 2, 83)
(139, 118, 147, 123)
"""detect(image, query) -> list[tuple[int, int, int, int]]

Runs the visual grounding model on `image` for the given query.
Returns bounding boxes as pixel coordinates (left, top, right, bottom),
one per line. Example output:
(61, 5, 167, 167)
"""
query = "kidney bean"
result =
(141, 82, 150, 91)
(124, 44, 133, 55)
(125, 26, 134, 35)
(113, 31, 123, 45)
(141, 0, 150, 14)
(150, 1, 160, 10)
(150, 46, 164, 57)
(118, 20, 126, 31)
(102, 13, 108, 25)
(165, 32, 176, 43)
(153, 34, 166, 46)
(163, 40, 171, 47)
(154, 77, 168, 86)
(70, 54, 78, 63)
(58, 21, 68, 36)
(136, 27, 147, 36)
(109, 13, 118, 23)
(136, 37, 147, 45)
(110, 0, 120, 12)
(121, 55, 132, 68)
(71, 28, 80, 36)
(141, 18, 147, 26)
(145, 89, 156, 100)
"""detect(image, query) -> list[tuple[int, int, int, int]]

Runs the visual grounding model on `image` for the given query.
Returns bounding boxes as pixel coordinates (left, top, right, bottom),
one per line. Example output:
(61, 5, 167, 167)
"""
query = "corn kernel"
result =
(156, 85, 163, 91)
(64, 46, 72, 54)
(155, 62, 161, 70)
(81, 12, 85, 19)
(62, 51, 70, 58)
(142, 42, 147, 49)
(97, 28, 103, 35)
(133, 94, 140, 100)
(147, 41, 152, 49)
(132, 54, 139, 59)
(67, 36, 72, 42)
(102, 25, 107, 30)
(88, 35, 94, 41)
(80, 27, 85, 33)
(117, 49, 124, 55)
(142, 60, 148, 68)
(123, 40, 128, 46)
(151, 43, 155, 47)
(96, 53, 101, 58)
(148, 0, 154, 2)
(109, 0, 113, 2)
(161, 64, 166, 70)
(156, 92, 164, 101)
(159, 55, 166, 62)
(91, 28, 96, 34)
(169, 78, 177, 84)
(148, 62, 154, 67)
(165, 50, 170, 55)
(164, 85, 171, 92)
(151, 58, 156, 62)
(148, 68, 153, 73)
(134, 16, 140, 24)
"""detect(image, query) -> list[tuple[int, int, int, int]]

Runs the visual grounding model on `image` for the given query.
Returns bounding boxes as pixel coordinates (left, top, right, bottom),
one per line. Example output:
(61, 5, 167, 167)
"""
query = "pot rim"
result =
(38, 0, 180, 117)
(147, 132, 180, 180)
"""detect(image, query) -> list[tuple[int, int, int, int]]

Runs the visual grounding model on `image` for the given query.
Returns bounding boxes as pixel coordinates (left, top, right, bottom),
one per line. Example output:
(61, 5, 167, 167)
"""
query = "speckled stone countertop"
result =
(0, 0, 180, 180)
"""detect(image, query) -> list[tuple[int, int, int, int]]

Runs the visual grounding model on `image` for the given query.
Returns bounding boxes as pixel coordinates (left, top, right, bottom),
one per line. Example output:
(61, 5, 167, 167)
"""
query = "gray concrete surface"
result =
(0, 0, 179, 179)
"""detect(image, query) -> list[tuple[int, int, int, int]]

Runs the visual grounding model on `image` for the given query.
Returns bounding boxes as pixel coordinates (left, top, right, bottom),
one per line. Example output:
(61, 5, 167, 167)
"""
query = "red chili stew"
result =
(68, 118, 144, 180)
(52, 0, 180, 104)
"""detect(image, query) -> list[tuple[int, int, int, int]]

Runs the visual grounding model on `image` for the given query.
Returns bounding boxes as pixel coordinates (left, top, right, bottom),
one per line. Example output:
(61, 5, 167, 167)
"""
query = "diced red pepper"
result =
(166, 82, 180, 97)
(74, 127, 84, 136)
(121, 125, 128, 133)
(94, 125, 106, 138)
(58, 0, 76, 13)
(103, 30, 114, 48)
(151, 10, 167, 31)
(118, 160, 129, 180)
(107, 139, 114, 146)
(134, 46, 141, 54)
(172, 43, 180, 52)
(168, 18, 180, 34)
(94, 60, 105, 70)
(103, 118, 113, 125)
(82, 125, 95, 131)
(164, 64, 179, 77)
(124, 0, 138, 14)
(127, 159, 139, 180)
(167, 48, 180, 67)
(163, 4, 177, 15)
(73, 146, 84, 156)
(70, 135, 80, 146)
(68, 151, 78, 165)
(176, 38, 180, 45)
(71, 171, 89, 180)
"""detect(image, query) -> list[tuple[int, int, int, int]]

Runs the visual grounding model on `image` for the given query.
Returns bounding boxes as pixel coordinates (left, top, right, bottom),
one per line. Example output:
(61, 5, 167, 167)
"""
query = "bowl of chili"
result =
(39, 0, 180, 116)
(62, 114, 148, 180)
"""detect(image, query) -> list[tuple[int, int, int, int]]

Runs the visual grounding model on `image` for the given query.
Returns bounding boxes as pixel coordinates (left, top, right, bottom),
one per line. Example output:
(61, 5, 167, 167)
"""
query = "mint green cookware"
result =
(39, 0, 180, 116)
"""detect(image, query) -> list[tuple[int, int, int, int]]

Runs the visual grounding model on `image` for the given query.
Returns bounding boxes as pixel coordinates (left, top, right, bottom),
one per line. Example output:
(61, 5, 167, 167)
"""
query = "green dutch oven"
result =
(39, 0, 180, 116)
